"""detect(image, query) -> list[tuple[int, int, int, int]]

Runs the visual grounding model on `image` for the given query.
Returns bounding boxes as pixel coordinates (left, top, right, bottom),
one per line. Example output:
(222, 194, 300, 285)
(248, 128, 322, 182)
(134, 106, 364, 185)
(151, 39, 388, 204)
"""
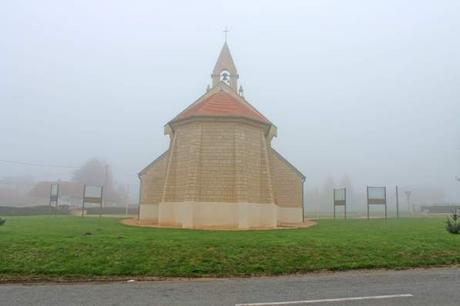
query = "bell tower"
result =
(211, 42, 239, 91)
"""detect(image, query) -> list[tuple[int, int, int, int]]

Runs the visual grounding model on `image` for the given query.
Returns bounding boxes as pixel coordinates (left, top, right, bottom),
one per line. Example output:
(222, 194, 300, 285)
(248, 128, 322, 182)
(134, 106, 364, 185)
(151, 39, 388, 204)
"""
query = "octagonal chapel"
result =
(138, 42, 305, 229)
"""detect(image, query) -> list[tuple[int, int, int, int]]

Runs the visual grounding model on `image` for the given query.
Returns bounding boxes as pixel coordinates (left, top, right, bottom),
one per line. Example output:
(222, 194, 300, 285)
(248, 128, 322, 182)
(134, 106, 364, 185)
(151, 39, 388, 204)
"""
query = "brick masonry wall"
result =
(140, 153, 168, 204)
(199, 121, 237, 202)
(163, 122, 202, 202)
(234, 123, 273, 203)
(269, 151, 303, 208)
(162, 119, 274, 204)
(141, 118, 303, 210)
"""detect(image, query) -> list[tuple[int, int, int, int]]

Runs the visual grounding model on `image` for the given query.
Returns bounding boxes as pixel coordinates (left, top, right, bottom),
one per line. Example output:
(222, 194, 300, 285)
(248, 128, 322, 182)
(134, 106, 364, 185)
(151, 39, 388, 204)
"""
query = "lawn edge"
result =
(1, 264, 459, 285)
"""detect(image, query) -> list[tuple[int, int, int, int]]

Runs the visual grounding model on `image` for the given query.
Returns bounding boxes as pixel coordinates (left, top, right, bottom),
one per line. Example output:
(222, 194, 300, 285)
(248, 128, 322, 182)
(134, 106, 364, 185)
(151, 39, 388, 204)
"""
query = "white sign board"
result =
(84, 186, 103, 199)
(368, 187, 385, 200)
(334, 189, 346, 201)
(50, 184, 59, 197)
(367, 186, 387, 219)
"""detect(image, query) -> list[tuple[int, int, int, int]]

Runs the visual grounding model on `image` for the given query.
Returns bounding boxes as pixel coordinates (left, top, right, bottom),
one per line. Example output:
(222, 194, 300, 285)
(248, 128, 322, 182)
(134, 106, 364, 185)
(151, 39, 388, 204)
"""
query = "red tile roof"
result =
(171, 91, 270, 124)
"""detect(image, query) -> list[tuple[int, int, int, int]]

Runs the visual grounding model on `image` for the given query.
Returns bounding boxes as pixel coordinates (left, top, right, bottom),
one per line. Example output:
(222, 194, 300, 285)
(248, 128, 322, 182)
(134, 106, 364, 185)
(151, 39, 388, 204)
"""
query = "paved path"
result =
(1, 268, 459, 306)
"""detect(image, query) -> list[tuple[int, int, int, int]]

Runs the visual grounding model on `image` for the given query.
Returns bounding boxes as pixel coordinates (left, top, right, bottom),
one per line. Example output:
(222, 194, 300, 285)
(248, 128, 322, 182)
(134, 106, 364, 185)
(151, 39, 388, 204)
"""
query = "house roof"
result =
(170, 87, 270, 125)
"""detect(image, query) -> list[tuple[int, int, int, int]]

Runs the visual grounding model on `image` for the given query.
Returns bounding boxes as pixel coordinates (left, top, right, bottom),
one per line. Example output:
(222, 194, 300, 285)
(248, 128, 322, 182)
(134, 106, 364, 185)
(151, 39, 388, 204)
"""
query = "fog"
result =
(1, 0, 459, 208)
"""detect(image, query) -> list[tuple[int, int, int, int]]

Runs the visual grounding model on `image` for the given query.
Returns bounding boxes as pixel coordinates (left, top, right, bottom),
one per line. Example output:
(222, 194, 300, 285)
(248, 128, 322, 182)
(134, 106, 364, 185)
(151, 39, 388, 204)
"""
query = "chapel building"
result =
(138, 42, 305, 229)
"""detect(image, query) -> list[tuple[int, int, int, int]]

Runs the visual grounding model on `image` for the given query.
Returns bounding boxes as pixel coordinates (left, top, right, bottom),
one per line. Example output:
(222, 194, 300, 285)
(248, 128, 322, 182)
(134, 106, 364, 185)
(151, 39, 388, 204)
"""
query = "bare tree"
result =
(72, 158, 123, 204)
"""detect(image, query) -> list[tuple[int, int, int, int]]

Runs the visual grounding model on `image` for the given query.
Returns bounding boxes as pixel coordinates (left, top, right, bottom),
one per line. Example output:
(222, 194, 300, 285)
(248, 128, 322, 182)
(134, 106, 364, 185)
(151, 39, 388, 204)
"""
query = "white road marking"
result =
(235, 293, 413, 306)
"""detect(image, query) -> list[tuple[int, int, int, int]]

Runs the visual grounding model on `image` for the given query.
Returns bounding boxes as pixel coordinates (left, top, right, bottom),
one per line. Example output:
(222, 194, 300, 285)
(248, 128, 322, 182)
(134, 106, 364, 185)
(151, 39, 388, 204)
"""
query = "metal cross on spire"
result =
(223, 27, 230, 42)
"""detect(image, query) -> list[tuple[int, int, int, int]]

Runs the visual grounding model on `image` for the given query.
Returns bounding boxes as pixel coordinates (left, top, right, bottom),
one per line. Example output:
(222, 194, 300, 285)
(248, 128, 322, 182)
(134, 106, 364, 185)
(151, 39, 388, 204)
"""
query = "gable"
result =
(270, 148, 305, 180)
(138, 151, 169, 178)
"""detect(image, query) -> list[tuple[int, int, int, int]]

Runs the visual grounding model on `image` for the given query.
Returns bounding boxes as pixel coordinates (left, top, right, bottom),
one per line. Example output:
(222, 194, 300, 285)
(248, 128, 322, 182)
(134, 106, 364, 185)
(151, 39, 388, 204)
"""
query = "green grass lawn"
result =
(0, 216, 459, 280)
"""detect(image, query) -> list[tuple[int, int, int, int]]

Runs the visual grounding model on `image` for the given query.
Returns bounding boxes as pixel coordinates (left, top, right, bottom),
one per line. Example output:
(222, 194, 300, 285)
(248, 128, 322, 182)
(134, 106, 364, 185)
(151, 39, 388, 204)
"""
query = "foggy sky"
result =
(1, 0, 459, 201)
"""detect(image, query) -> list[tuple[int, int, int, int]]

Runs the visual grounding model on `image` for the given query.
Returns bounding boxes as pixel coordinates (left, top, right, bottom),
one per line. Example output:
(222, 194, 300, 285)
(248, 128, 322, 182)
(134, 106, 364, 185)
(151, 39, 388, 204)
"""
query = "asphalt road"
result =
(1, 268, 459, 306)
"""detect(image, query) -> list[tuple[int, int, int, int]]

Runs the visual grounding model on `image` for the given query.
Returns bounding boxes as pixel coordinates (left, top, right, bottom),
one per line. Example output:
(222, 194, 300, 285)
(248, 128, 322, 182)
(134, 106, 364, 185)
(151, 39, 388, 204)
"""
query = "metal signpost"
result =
(82, 185, 104, 218)
(49, 183, 59, 212)
(333, 188, 347, 219)
(396, 185, 400, 219)
(367, 186, 387, 219)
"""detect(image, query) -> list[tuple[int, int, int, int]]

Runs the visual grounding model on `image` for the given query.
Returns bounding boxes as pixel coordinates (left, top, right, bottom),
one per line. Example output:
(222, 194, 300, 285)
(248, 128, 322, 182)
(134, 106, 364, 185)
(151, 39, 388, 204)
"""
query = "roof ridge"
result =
(168, 83, 271, 125)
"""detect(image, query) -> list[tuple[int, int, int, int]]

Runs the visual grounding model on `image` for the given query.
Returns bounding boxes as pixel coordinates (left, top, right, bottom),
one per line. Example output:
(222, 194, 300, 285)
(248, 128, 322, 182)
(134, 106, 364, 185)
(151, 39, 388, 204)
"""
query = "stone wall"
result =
(162, 119, 274, 204)
(270, 150, 303, 208)
(163, 122, 202, 202)
(139, 117, 305, 227)
(199, 121, 236, 202)
(140, 152, 168, 205)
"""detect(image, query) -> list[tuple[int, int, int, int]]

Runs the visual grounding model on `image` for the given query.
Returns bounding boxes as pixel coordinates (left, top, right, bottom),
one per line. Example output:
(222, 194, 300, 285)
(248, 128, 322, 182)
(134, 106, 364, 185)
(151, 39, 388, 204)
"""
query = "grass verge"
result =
(0, 216, 459, 280)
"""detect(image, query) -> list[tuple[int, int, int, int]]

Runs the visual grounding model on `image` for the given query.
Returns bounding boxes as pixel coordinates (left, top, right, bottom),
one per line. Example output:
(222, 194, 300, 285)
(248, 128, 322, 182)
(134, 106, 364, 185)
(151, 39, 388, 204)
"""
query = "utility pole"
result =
(396, 185, 399, 219)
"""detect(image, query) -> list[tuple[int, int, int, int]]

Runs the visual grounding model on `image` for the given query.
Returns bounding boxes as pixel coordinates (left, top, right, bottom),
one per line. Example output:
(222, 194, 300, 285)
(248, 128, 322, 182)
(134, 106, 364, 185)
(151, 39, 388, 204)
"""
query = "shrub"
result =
(0, 218, 6, 226)
(446, 211, 460, 234)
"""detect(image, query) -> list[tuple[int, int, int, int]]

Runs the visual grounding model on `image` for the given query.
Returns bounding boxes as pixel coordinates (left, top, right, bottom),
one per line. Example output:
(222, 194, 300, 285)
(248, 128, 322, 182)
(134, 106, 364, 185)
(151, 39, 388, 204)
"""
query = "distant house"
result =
(0, 176, 35, 206)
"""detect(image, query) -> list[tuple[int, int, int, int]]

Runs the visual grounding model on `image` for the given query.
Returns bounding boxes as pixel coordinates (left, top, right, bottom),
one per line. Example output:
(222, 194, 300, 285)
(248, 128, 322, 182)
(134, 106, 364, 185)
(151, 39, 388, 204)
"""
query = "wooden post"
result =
(49, 184, 53, 213)
(344, 188, 347, 220)
(384, 187, 387, 219)
(366, 186, 370, 220)
(99, 186, 103, 218)
(81, 184, 86, 217)
(333, 189, 336, 220)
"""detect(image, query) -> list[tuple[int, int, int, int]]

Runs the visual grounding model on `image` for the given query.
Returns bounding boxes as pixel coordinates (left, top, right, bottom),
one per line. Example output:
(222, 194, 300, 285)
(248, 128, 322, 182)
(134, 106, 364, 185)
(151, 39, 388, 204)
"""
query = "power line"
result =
(0, 159, 77, 169)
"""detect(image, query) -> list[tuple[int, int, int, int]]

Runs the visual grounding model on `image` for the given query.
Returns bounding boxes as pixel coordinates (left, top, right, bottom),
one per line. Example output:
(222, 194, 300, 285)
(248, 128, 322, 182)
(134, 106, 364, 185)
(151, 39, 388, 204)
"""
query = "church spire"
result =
(211, 42, 239, 91)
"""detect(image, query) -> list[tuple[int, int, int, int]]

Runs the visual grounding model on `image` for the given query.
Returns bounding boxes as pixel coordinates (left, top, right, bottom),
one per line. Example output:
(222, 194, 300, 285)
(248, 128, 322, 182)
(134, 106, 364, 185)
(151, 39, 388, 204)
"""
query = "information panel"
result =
(82, 185, 103, 217)
(333, 188, 347, 219)
(49, 183, 59, 209)
(367, 186, 387, 219)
